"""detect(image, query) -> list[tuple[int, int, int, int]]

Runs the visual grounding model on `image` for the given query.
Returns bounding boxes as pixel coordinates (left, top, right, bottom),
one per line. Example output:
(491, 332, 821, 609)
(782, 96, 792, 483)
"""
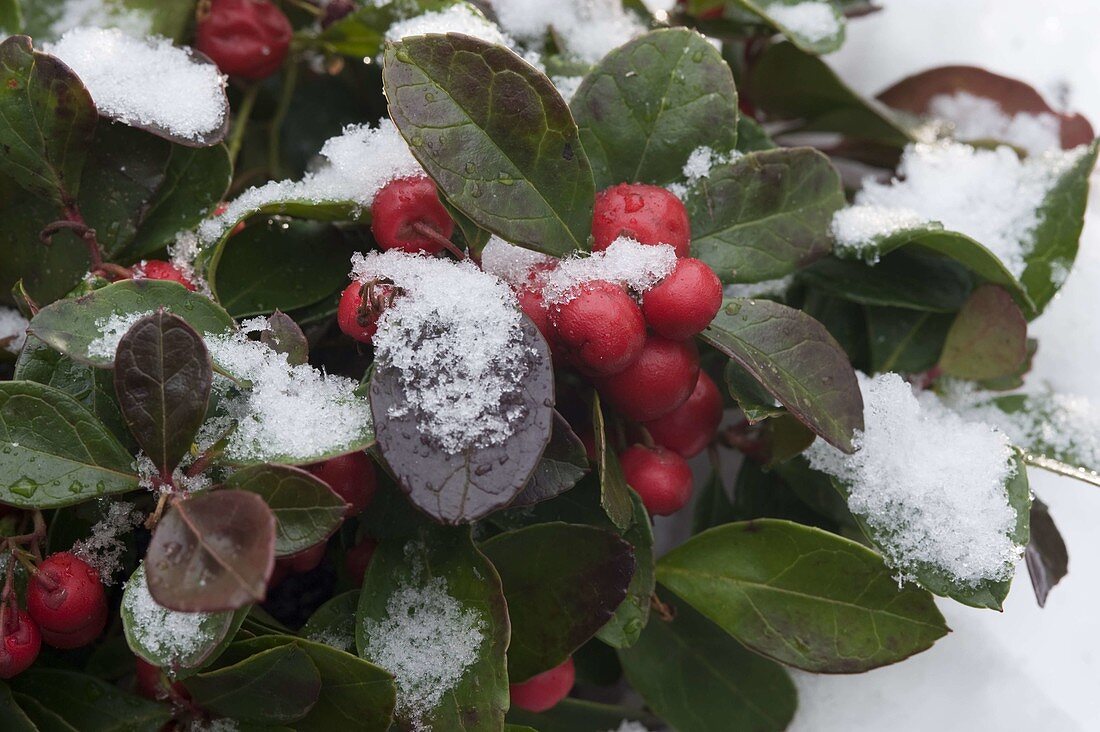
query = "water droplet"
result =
(725, 302, 742, 316)
(465, 161, 477, 174)
(10, 477, 37, 498)
(69, 480, 82, 494)
(410, 135, 424, 147)
(691, 50, 705, 62)
(425, 91, 436, 102)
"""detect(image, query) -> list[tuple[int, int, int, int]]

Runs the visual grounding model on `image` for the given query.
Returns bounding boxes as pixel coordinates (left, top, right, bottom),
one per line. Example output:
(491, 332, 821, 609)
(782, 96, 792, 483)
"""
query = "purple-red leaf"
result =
(938, 285, 1027, 381)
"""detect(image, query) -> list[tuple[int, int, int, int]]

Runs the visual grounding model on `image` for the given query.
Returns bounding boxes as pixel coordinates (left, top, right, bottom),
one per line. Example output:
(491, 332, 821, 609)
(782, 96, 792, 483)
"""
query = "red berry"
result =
(642, 258, 723, 340)
(509, 657, 575, 713)
(309, 452, 377, 516)
(279, 541, 327, 574)
(619, 445, 694, 515)
(39, 601, 107, 650)
(338, 281, 397, 344)
(644, 371, 723, 458)
(196, 0, 292, 80)
(595, 336, 700, 422)
(371, 176, 456, 255)
(27, 553, 107, 640)
(0, 608, 40, 679)
(345, 537, 378, 586)
(592, 184, 691, 258)
(138, 260, 196, 292)
(515, 285, 553, 346)
(549, 281, 646, 376)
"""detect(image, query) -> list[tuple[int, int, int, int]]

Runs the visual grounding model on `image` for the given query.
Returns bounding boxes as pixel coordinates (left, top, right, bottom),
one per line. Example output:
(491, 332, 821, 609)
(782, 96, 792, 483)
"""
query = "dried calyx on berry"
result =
(196, 0, 293, 80)
(338, 279, 401, 344)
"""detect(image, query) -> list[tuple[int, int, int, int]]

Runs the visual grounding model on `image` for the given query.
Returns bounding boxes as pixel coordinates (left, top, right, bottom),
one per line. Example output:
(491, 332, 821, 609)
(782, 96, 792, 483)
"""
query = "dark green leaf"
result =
(571, 28, 738, 188)
(686, 147, 844, 283)
(799, 249, 973, 313)
(481, 522, 635, 680)
(507, 699, 653, 732)
(370, 314, 554, 524)
(11, 693, 78, 732)
(619, 592, 796, 732)
(0, 683, 36, 732)
(703, 297, 864, 452)
(736, 115, 776, 152)
(260, 311, 310, 366)
(865, 306, 952, 374)
(724, 360, 784, 422)
(145, 489, 276, 612)
(657, 519, 949, 672)
(0, 380, 138, 508)
(114, 312, 213, 474)
(383, 33, 595, 255)
(939, 285, 1028, 380)
(225, 464, 347, 556)
(509, 410, 589, 509)
(301, 590, 359, 654)
(592, 393, 634, 530)
(10, 669, 171, 732)
(596, 488, 655, 649)
(0, 2, 22, 34)
(1026, 496, 1068, 608)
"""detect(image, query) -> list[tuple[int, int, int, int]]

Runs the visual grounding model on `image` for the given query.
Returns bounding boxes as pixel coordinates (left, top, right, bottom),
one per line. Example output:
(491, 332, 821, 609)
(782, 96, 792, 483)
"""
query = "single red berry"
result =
(371, 176, 456, 255)
(134, 657, 191, 702)
(39, 601, 107, 650)
(642, 258, 723, 340)
(549, 281, 647, 376)
(196, 0, 292, 80)
(644, 371, 723, 458)
(138, 260, 196, 292)
(592, 183, 691, 258)
(509, 657, 575, 713)
(0, 608, 40, 679)
(619, 445, 694, 515)
(516, 285, 553, 346)
(27, 553, 107, 638)
(337, 281, 397, 344)
(309, 452, 377, 516)
(345, 536, 378, 586)
(279, 541, 327, 575)
(595, 336, 700, 422)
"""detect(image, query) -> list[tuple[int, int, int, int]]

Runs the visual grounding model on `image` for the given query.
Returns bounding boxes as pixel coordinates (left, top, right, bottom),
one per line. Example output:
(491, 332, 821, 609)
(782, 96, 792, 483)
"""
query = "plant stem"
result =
(412, 221, 466, 260)
(227, 83, 261, 166)
(268, 60, 299, 180)
(1022, 452, 1100, 488)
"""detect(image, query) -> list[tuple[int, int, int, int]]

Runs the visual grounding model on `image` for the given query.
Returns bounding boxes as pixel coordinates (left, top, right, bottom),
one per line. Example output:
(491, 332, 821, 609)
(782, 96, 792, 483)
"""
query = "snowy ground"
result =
(788, 2, 1100, 730)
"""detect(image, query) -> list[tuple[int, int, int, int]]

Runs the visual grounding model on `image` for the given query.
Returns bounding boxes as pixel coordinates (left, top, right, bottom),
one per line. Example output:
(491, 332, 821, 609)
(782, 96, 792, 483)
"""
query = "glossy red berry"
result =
(0, 608, 40, 679)
(595, 336, 700, 422)
(345, 536, 378, 586)
(338, 281, 397, 344)
(620, 445, 694, 515)
(642, 258, 723, 340)
(27, 553, 107, 647)
(196, 0, 292, 80)
(592, 184, 691, 258)
(509, 657, 575, 713)
(515, 285, 553, 346)
(644, 371, 723, 458)
(549, 281, 646, 376)
(309, 452, 377, 516)
(279, 541, 327, 574)
(371, 176, 456, 255)
(138, 260, 196, 291)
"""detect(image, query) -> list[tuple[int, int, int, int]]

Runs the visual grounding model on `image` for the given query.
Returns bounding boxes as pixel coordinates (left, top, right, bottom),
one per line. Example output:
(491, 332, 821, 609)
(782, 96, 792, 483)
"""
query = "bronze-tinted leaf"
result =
(1025, 496, 1068, 608)
(938, 285, 1027, 380)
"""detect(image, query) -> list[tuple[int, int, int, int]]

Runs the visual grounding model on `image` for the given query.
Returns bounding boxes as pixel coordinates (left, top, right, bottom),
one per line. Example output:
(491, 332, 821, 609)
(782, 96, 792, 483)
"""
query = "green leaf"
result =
(571, 28, 738, 189)
(507, 699, 653, 732)
(1025, 496, 1068, 608)
(509, 410, 589, 509)
(939, 285, 1027, 380)
(724, 360, 784, 423)
(28, 279, 236, 367)
(114, 312, 213, 475)
(686, 147, 844, 283)
(736, 116, 777, 152)
(729, 0, 846, 54)
(145, 489, 276, 612)
(10, 669, 171, 732)
(0, 2, 22, 34)
(370, 314, 554, 524)
(593, 393, 635, 531)
(260, 310, 310, 366)
(619, 592, 796, 732)
(183, 643, 322, 725)
(595, 488, 655, 649)
(0, 35, 96, 202)
(656, 519, 949, 672)
(0, 683, 36, 732)
(383, 33, 595, 255)
(225, 464, 348, 556)
(0, 380, 138, 508)
(301, 590, 359, 654)
(313, 0, 459, 58)
(12, 693, 78, 732)
(866, 306, 952, 374)
(703, 298, 864, 453)
(481, 522, 635, 680)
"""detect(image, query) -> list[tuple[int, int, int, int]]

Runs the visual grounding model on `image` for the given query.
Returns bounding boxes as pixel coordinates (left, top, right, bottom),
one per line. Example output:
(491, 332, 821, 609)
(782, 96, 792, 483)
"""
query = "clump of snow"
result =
(928, 91, 1062, 156)
(122, 564, 219, 664)
(71, 501, 143, 584)
(725, 275, 793, 299)
(806, 372, 1022, 586)
(479, 236, 555, 287)
(47, 0, 155, 38)
(490, 0, 646, 63)
(552, 75, 584, 101)
(839, 141, 1087, 277)
(166, 231, 212, 296)
(204, 328, 372, 463)
(134, 451, 212, 495)
(86, 309, 156, 359)
(766, 1, 841, 44)
(352, 251, 534, 454)
(0, 307, 29, 354)
(198, 121, 421, 244)
(46, 28, 228, 143)
(540, 237, 678, 303)
(386, 3, 514, 47)
(830, 205, 932, 260)
(362, 544, 485, 729)
(307, 628, 356, 654)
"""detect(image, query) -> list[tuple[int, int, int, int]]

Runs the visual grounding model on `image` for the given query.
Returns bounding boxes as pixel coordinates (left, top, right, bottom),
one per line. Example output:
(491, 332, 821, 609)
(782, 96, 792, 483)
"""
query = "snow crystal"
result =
(928, 91, 1062, 156)
(47, 0, 154, 38)
(46, 28, 228, 143)
(198, 121, 420, 244)
(490, 0, 646, 63)
(362, 545, 484, 729)
(167, 231, 210, 295)
(352, 251, 533, 454)
(830, 205, 932, 260)
(766, 1, 841, 44)
(541, 237, 678, 303)
(72, 501, 143, 585)
(134, 451, 211, 495)
(123, 564, 219, 663)
(479, 236, 555, 287)
(840, 141, 1087, 277)
(385, 3, 514, 47)
(306, 628, 355, 654)
(724, 275, 793, 299)
(86, 309, 155, 359)
(0, 307, 29, 354)
(805, 372, 1021, 586)
(204, 330, 372, 463)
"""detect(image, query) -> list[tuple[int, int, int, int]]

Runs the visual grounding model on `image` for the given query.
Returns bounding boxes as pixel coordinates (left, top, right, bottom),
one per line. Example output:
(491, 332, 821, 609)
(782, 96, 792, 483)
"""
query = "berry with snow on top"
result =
(550, 280, 647, 376)
(592, 184, 692, 258)
(137, 260, 197, 291)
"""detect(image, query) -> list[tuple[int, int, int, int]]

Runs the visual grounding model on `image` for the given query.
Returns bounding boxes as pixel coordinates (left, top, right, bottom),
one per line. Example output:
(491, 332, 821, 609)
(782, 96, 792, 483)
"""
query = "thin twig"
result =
(412, 221, 466, 260)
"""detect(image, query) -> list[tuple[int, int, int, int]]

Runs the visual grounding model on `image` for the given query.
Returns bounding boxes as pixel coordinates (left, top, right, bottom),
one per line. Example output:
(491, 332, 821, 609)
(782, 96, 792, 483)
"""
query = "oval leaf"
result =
(9, 669, 171, 731)
(938, 285, 1028, 380)
(656, 519, 949, 673)
(593, 393, 635, 531)
(1025, 496, 1068, 608)
(383, 33, 595, 255)
(509, 410, 589, 509)
(146, 489, 276, 612)
(595, 489, 655, 649)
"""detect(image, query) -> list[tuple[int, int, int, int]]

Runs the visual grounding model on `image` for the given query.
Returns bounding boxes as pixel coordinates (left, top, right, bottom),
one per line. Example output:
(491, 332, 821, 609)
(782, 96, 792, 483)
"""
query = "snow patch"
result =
(490, 0, 646, 63)
(767, 1, 841, 44)
(541, 237, 678, 303)
(386, 3, 514, 47)
(122, 563, 220, 664)
(928, 91, 1062, 156)
(86, 309, 156, 359)
(0, 307, 28, 354)
(830, 205, 932, 260)
(71, 501, 143, 585)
